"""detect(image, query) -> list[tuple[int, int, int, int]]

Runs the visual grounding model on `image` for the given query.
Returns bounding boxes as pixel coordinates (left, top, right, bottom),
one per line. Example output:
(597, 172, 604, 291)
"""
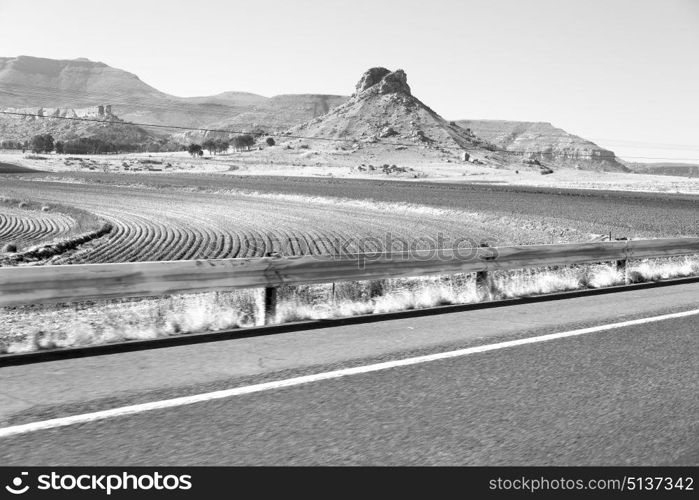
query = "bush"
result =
(30, 134, 55, 153)
(187, 144, 204, 157)
(231, 134, 255, 151)
(266, 137, 276, 146)
(2, 243, 17, 253)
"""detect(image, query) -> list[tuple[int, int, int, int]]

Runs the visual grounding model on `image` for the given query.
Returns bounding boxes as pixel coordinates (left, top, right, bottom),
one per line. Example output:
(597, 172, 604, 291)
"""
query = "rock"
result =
(379, 126, 397, 138)
(461, 152, 470, 162)
(377, 69, 411, 95)
(412, 130, 431, 143)
(354, 67, 411, 96)
(355, 67, 391, 93)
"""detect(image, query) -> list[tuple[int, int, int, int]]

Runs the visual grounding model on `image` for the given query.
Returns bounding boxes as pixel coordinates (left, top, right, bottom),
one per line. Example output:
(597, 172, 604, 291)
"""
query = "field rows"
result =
(6, 172, 692, 266)
(0, 207, 77, 247)
(1, 179, 534, 264)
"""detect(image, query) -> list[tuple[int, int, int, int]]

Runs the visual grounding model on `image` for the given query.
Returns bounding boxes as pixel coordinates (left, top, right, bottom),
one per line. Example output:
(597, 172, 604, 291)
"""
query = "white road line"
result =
(1, 308, 698, 438)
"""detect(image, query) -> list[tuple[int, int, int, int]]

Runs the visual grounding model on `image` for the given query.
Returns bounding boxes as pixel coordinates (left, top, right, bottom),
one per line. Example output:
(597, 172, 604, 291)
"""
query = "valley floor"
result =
(2, 149, 699, 195)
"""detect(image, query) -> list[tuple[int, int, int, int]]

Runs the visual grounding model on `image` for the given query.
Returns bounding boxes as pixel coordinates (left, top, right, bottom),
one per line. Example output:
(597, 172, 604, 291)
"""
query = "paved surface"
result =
(0, 284, 697, 465)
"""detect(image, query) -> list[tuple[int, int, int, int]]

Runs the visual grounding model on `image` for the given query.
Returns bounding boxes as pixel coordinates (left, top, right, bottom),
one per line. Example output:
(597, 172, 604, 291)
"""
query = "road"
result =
(0, 283, 697, 465)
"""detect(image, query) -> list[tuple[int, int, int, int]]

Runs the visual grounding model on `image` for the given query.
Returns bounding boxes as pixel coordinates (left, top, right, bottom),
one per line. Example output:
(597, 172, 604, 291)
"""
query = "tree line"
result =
(2, 133, 277, 156)
(188, 135, 275, 157)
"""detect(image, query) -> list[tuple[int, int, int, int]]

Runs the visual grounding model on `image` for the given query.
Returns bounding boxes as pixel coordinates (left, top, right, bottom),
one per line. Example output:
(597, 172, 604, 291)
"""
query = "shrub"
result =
(187, 144, 204, 157)
(266, 137, 276, 146)
(2, 243, 17, 253)
(231, 134, 255, 151)
(30, 134, 54, 153)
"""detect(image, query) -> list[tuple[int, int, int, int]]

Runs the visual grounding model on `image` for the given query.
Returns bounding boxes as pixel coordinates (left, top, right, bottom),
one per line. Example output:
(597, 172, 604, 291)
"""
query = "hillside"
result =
(455, 120, 628, 172)
(625, 162, 699, 178)
(175, 94, 347, 143)
(0, 105, 158, 147)
(0, 56, 347, 131)
(0, 56, 631, 172)
(290, 67, 493, 153)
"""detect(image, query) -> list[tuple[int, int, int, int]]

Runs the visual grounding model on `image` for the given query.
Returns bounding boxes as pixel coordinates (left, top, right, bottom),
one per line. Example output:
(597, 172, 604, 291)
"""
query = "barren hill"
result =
(455, 120, 629, 172)
(176, 94, 347, 143)
(290, 67, 493, 153)
(0, 56, 347, 131)
(0, 105, 156, 146)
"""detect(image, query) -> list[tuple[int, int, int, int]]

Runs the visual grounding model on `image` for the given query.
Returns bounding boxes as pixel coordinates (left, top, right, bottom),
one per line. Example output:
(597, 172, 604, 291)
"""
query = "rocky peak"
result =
(354, 67, 411, 96)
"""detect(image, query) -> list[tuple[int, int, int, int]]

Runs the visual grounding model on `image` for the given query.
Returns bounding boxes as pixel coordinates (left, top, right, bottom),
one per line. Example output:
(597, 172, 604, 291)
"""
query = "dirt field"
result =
(3, 149, 699, 195)
(1, 169, 697, 266)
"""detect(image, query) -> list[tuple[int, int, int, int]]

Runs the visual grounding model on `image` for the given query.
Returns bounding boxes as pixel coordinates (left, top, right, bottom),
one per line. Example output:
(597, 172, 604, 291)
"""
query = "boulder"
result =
(379, 126, 397, 138)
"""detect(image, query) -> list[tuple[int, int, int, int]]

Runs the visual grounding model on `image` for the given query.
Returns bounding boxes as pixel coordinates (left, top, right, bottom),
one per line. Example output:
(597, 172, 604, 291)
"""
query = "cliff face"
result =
(455, 120, 629, 172)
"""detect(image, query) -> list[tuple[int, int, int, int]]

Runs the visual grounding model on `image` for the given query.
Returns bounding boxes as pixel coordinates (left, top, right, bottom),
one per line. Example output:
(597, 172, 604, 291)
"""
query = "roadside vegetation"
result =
(2, 256, 697, 354)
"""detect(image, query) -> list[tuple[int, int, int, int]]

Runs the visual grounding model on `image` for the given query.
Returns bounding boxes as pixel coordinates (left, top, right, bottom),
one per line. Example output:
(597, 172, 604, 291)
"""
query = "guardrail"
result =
(1, 238, 698, 323)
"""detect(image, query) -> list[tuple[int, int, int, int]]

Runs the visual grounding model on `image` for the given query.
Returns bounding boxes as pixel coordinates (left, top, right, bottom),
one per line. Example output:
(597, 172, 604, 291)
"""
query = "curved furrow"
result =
(85, 213, 133, 263)
(167, 225, 196, 261)
(138, 220, 173, 262)
(218, 229, 241, 259)
(118, 216, 157, 263)
(154, 226, 186, 261)
(108, 213, 147, 263)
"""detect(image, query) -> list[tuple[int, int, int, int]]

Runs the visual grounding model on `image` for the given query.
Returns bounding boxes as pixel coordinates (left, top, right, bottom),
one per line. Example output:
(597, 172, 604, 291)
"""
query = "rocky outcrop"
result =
(354, 67, 412, 96)
(289, 67, 494, 153)
(355, 67, 392, 93)
(455, 120, 629, 172)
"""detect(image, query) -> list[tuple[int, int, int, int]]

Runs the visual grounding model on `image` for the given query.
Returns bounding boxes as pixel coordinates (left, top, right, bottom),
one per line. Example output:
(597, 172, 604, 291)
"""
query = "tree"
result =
(266, 137, 275, 147)
(30, 134, 54, 153)
(231, 134, 255, 151)
(214, 139, 229, 154)
(187, 143, 203, 157)
(202, 139, 217, 155)
(55, 141, 64, 154)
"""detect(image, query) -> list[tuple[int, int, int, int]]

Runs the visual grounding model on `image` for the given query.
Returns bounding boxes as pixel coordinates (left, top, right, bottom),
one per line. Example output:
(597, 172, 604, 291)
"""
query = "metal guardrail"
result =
(1, 238, 698, 321)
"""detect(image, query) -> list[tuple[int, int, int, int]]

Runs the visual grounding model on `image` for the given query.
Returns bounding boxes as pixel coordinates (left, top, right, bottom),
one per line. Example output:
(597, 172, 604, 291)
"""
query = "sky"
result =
(0, 0, 697, 162)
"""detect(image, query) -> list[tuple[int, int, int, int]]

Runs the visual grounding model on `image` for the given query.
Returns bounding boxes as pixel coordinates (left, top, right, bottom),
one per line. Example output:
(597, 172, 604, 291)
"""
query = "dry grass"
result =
(1, 256, 697, 355)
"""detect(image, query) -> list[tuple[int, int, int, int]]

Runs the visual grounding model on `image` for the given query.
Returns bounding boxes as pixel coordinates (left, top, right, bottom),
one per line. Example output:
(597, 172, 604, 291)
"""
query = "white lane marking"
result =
(1, 308, 698, 438)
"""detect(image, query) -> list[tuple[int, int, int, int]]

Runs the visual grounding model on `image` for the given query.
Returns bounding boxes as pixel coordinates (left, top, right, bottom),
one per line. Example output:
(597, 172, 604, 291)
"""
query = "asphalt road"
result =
(0, 285, 698, 465)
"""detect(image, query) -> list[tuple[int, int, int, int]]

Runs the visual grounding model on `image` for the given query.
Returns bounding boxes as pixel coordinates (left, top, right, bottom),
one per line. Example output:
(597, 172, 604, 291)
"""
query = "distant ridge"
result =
(0, 56, 628, 171)
(455, 119, 629, 172)
(0, 56, 348, 130)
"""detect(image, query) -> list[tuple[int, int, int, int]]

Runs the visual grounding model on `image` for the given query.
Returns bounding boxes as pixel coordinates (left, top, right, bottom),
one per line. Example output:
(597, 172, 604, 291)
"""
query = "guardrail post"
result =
(262, 251, 280, 325)
(263, 287, 278, 325)
(475, 270, 492, 301)
(616, 259, 628, 285)
(616, 238, 630, 285)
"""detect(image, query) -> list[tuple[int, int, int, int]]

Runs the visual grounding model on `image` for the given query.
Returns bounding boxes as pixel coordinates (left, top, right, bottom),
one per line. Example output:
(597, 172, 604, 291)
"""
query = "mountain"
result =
(174, 94, 348, 143)
(0, 56, 629, 172)
(0, 56, 346, 131)
(0, 104, 158, 147)
(625, 162, 699, 178)
(454, 120, 629, 172)
(289, 67, 493, 152)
